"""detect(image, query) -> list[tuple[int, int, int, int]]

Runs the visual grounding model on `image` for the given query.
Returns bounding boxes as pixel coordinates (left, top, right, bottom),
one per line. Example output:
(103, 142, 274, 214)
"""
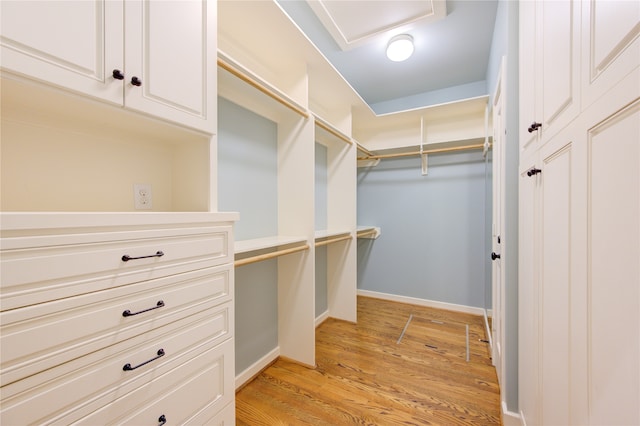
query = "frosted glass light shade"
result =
(386, 34, 414, 62)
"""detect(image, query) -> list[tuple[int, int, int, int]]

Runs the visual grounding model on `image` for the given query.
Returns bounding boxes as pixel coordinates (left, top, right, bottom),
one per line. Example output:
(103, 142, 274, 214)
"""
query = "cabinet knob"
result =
(527, 122, 542, 133)
(131, 76, 142, 87)
(527, 167, 542, 177)
(491, 252, 501, 260)
(112, 69, 125, 80)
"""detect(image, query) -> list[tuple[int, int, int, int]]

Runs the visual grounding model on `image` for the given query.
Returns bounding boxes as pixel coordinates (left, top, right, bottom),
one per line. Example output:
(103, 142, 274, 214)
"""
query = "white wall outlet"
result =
(134, 183, 153, 210)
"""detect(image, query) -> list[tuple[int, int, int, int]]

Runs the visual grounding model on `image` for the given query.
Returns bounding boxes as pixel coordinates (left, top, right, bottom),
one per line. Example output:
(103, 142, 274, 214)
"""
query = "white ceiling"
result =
(277, 0, 499, 115)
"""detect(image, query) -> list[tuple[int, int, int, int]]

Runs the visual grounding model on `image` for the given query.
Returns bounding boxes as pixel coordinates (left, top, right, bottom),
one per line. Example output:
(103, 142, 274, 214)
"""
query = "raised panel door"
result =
(0, 0, 123, 104)
(540, 137, 573, 425)
(540, 0, 581, 143)
(587, 99, 639, 425)
(124, 0, 216, 133)
(519, 0, 539, 154)
(581, 0, 640, 108)
(518, 152, 540, 426)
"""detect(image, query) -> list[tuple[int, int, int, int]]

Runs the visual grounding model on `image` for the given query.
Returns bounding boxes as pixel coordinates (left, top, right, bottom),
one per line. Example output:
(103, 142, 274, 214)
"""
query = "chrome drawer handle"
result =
(123, 349, 165, 371)
(121, 251, 164, 262)
(122, 300, 165, 317)
(158, 415, 167, 426)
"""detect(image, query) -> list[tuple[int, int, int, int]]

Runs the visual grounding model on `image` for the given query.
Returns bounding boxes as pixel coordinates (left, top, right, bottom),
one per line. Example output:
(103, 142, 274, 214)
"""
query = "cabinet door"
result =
(539, 134, 573, 426)
(124, 0, 216, 134)
(518, 152, 540, 426)
(539, 0, 581, 143)
(581, 0, 640, 108)
(0, 0, 123, 104)
(519, 0, 539, 155)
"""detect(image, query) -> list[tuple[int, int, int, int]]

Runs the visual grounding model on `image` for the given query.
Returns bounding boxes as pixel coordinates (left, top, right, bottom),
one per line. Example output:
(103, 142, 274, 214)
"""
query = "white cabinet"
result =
(518, 1, 640, 424)
(0, 0, 216, 133)
(519, 0, 581, 157)
(0, 213, 238, 424)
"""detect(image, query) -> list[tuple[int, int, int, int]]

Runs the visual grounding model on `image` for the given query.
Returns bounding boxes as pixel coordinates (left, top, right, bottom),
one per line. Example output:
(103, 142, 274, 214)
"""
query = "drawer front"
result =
(0, 304, 233, 425)
(1, 224, 232, 310)
(1, 265, 233, 386)
(185, 400, 235, 425)
(73, 339, 234, 426)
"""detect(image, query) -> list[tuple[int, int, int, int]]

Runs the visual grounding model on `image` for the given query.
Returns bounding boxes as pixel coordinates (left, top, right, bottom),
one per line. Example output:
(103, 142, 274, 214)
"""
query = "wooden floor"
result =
(236, 296, 501, 425)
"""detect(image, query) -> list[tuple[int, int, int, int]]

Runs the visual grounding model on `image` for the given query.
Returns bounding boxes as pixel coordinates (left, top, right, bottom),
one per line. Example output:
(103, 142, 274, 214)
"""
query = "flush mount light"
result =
(386, 34, 414, 62)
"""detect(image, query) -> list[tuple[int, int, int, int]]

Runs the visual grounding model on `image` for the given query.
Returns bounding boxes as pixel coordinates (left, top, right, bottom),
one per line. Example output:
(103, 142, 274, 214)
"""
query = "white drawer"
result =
(0, 304, 233, 425)
(71, 339, 234, 426)
(1, 264, 233, 386)
(185, 400, 235, 425)
(1, 217, 233, 311)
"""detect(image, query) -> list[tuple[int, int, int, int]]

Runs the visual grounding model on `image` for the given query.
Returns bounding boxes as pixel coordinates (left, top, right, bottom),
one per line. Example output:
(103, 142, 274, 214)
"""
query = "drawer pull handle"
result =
(122, 300, 165, 317)
(121, 251, 164, 262)
(158, 415, 167, 426)
(123, 349, 165, 371)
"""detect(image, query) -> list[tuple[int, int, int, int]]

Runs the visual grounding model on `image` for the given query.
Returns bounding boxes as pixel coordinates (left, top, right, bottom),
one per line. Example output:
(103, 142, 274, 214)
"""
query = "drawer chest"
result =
(1, 212, 238, 424)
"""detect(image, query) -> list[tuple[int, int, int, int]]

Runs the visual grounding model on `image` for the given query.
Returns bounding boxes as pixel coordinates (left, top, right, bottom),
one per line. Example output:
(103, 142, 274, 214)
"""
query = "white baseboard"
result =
(357, 289, 486, 316)
(315, 310, 330, 327)
(235, 346, 279, 390)
(501, 401, 523, 426)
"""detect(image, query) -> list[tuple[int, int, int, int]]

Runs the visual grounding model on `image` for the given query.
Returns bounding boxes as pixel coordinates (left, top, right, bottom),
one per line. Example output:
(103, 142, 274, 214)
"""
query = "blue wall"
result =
(218, 97, 279, 374)
(315, 143, 328, 318)
(357, 151, 490, 308)
(218, 98, 278, 241)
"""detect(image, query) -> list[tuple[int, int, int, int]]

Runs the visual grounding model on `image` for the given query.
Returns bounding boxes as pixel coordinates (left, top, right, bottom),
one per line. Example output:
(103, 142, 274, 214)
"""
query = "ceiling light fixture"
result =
(386, 34, 414, 62)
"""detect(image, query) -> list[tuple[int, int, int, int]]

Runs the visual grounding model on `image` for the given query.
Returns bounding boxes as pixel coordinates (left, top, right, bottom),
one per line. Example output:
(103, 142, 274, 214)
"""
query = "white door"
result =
(0, 0, 123, 104)
(124, 0, 216, 133)
(491, 58, 506, 387)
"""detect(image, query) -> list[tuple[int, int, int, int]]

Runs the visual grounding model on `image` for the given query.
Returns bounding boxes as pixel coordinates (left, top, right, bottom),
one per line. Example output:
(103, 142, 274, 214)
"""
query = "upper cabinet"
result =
(0, 0, 216, 134)
(519, 0, 581, 156)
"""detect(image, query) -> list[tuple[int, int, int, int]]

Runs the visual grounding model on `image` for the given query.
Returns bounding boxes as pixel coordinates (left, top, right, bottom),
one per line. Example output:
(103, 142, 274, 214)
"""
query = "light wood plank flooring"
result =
(236, 296, 501, 425)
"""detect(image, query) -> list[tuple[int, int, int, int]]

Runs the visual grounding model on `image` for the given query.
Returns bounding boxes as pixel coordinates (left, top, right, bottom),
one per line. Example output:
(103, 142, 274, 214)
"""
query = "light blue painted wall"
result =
(357, 151, 490, 308)
(218, 97, 279, 374)
(315, 143, 329, 317)
(234, 260, 278, 373)
(315, 143, 328, 230)
(218, 98, 278, 241)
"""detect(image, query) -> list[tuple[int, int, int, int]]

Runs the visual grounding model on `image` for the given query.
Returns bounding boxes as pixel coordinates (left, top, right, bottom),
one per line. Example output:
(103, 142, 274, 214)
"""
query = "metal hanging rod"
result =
(217, 56, 310, 119)
(315, 234, 352, 247)
(357, 142, 487, 161)
(235, 244, 310, 267)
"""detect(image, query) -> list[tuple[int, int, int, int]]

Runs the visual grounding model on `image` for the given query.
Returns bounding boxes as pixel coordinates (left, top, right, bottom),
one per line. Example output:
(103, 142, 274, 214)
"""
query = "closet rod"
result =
(217, 58, 309, 119)
(357, 143, 486, 161)
(235, 244, 310, 267)
(315, 234, 352, 247)
(314, 117, 353, 145)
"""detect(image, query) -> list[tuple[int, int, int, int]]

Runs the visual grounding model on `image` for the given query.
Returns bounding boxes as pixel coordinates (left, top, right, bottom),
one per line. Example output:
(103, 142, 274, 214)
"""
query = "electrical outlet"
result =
(134, 184, 152, 210)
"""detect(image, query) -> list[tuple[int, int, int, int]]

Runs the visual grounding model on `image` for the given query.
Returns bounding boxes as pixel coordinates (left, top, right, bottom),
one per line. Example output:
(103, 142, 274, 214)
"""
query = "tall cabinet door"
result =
(124, 0, 216, 134)
(539, 133, 574, 426)
(0, 0, 123, 104)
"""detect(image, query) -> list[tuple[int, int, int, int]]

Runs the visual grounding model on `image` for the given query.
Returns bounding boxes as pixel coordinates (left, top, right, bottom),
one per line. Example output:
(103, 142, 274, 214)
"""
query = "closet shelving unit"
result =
(313, 113, 357, 324)
(218, 0, 360, 371)
(218, 50, 316, 369)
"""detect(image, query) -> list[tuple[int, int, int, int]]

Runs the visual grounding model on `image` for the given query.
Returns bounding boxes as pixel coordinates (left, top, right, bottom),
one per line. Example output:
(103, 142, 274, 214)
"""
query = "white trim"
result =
(315, 310, 330, 327)
(235, 346, 280, 390)
(501, 401, 523, 426)
(357, 289, 486, 316)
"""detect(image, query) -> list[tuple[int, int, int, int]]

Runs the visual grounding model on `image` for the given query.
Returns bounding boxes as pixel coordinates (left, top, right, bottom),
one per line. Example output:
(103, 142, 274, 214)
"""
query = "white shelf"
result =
(356, 226, 381, 239)
(234, 235, 308, 254)
(314, 229, 351, 240)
